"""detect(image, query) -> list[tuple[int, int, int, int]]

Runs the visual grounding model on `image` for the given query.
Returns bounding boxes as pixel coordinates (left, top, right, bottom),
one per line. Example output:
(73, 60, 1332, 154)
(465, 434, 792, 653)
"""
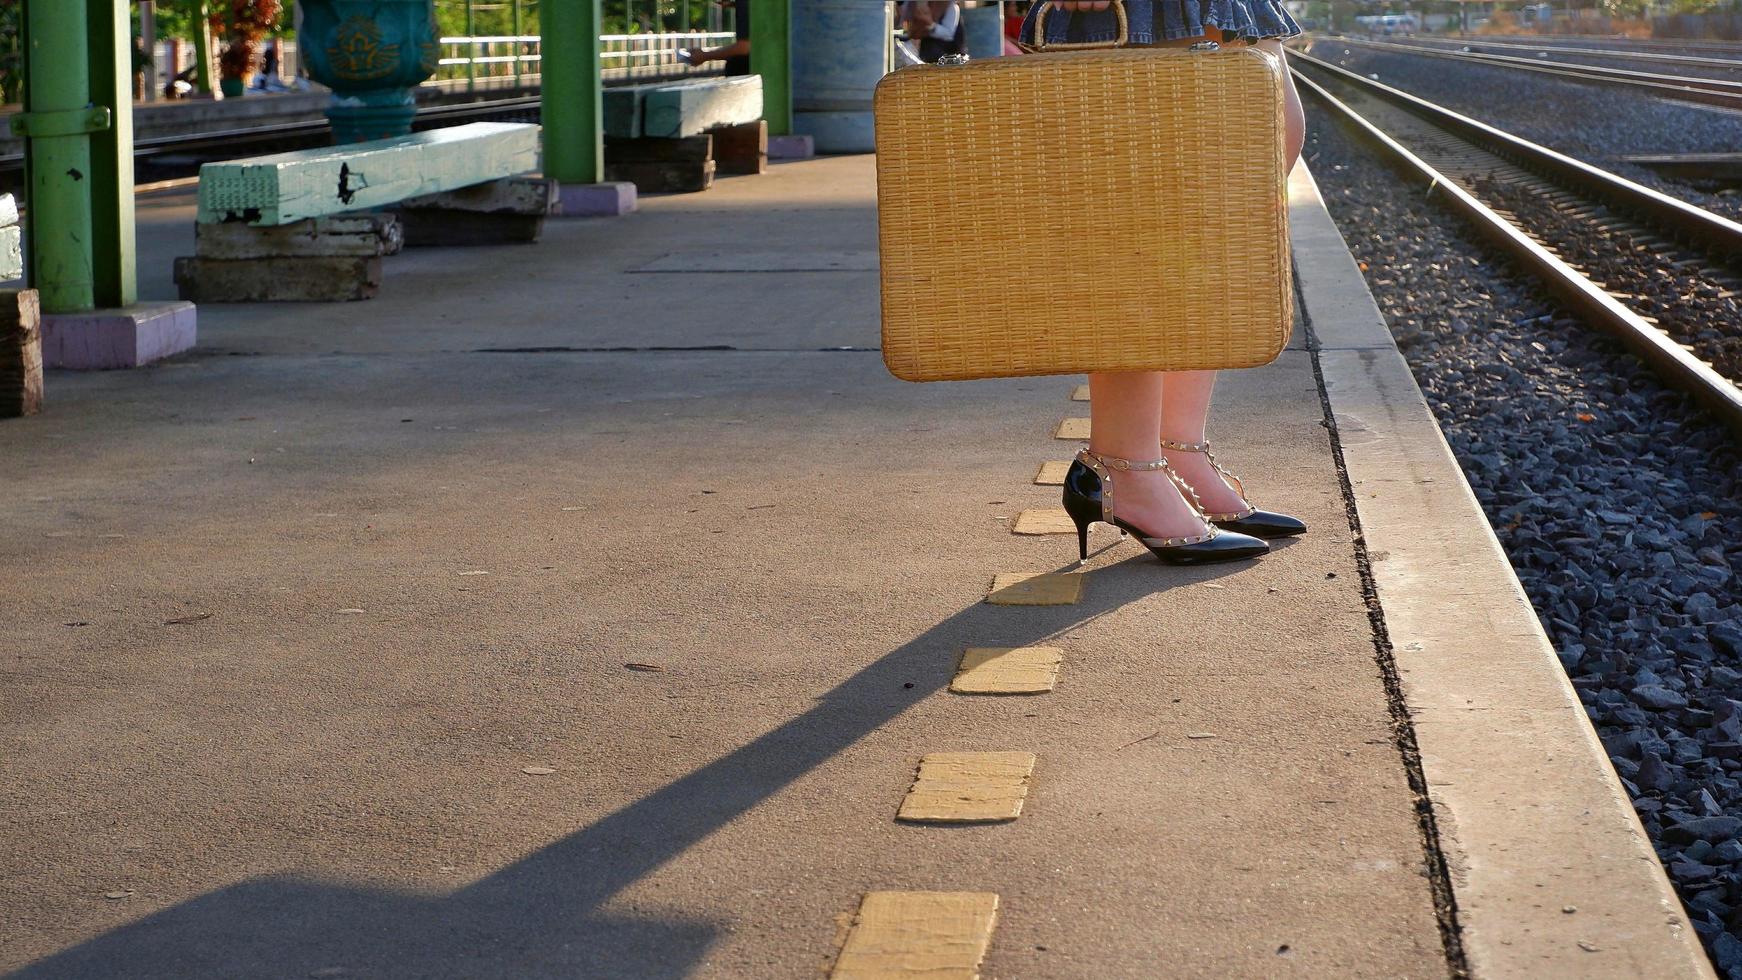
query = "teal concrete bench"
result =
(175, 122, 551, 302)
(602, 76, 766, 193)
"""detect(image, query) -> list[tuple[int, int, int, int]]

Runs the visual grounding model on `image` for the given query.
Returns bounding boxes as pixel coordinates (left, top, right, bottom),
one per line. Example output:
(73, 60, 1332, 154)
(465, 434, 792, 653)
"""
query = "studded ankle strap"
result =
(1158, 438, 1254, 522)
(1075, 449, 1218, 543)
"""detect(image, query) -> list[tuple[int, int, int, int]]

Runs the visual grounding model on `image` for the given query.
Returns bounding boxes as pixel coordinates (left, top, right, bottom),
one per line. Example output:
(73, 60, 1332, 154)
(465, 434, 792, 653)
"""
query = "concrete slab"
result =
(1, 155, 1447, 978)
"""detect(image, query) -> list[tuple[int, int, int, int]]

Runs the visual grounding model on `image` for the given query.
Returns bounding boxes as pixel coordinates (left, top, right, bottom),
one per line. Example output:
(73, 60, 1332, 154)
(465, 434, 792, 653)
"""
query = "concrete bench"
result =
(175, 121, 552, 302)
(603, 76, 767, 193)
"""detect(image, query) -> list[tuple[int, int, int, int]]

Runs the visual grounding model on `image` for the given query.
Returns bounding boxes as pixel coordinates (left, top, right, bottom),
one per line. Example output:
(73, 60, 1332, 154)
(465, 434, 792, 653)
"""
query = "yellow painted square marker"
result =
(1071, 384, 1090, 401)
(986, 572, 1082, 605)
(952, 646, 1063, 695)
(1054, 417, 1090, 441)
(1034, 461, 1070, 486)
(831, 891, 1000, 980)
(897, 751, 1036, 823)
(1011, 508, 1074, 536)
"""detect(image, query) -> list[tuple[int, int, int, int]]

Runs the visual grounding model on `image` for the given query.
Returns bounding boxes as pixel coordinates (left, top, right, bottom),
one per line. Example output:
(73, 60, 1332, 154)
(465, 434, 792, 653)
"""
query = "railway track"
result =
(0, 92, 548, 189)
(1291, 48, 1742, 436)
(1319, 35, 1742, 112)
(1383, 33, 1742, 79)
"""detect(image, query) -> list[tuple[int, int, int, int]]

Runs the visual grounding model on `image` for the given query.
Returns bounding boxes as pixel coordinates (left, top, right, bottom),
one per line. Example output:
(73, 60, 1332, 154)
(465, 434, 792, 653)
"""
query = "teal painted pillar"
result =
(750, 0, 792, 136)
(542, 0, 604, 183)
(15, 0, 137, 313)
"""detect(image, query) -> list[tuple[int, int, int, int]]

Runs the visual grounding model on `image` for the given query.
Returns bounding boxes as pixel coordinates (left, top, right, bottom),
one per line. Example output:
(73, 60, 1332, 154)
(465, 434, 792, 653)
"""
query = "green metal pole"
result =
(749, 0, 790, 135)
(512, 0, 523, 88)
(20, 0, 98, 312)
(88, 0, 138, 308)
(190, 0, 215, 95)
(466, 0, 477, 92)
(542, 0, 604, 183)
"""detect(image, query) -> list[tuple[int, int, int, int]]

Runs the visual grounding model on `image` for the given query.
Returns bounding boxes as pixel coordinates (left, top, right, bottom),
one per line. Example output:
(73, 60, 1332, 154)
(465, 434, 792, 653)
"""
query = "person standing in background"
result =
(901, 2, 968, 62)
(684, 0, 752, 76)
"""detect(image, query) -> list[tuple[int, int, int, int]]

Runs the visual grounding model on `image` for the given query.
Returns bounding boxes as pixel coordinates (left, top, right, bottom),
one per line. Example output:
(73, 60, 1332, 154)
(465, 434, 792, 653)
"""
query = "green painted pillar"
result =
(542, 0, 604, 184)
(190, 0, 215, 96)
(88, 0, 138, 309)
(750, 0, 791, 136)
(15, 0, 136, 313)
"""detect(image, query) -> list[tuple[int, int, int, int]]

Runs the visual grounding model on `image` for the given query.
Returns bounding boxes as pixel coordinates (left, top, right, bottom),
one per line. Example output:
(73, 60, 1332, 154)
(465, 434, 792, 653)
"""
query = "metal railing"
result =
(433, 32, 736, 92)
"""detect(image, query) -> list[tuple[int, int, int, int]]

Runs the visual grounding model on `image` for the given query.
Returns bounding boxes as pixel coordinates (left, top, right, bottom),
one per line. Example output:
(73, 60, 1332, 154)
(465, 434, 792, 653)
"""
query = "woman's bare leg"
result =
(1088, 371, 1211, 539)
(1160, 38, 1306, 515)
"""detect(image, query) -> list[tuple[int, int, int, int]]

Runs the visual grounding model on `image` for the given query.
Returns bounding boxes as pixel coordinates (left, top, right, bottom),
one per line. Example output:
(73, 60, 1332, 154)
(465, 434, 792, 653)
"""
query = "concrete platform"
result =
(0, 155, 1707, 977)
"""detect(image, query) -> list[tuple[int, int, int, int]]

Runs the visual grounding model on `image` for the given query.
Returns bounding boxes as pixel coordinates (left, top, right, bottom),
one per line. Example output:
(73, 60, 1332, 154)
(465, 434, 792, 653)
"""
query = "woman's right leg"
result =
(1087, 370, 1214, 539)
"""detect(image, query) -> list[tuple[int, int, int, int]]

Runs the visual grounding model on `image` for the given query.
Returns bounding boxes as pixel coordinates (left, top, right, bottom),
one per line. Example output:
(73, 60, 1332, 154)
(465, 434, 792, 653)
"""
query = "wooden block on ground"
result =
(1054, 417, 1090, 440)
(396, 209, 544, 246)
(710, 120, 767, 175)
(832, 892, 999, 980)
(1034, 461, 1070, 486)
(0, 225, 20, 282)
(897, 752, 1036, 823)
(952, 647, 1063, 695)
(195, 214, 401, 259)
(197, 121, 540, 225)
(605, 159, 715, 195)
(0, 289, 43, 417)
(606, 135, 713, 164)
(1071, 383, 1089, 401)
(986, 572, 1081, 606)
(643, 75, 763, 138)
(399, 177, 557, 216)
(174, 256, 382, 302)
(1011, 508, 1074, 536)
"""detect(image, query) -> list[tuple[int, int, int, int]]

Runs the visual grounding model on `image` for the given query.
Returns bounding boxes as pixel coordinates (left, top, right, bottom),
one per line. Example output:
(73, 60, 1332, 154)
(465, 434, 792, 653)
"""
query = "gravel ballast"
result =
(1302, 104, 1742, 974)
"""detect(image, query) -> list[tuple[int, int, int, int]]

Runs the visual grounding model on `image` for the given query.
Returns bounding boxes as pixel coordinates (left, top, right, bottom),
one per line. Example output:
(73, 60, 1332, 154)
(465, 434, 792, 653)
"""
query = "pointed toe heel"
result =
(1159, 439, 1308, 540)
(1060, 450, 1267, 567)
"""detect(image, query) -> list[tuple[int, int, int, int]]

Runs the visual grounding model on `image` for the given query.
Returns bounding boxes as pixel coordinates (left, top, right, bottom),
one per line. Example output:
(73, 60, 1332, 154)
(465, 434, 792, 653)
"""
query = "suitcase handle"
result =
(1027, 0, 1130, 52)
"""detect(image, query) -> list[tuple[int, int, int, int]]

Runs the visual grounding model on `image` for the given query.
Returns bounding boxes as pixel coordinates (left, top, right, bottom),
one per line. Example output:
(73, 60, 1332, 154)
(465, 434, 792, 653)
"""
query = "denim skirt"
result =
(1020, 0, 1302, 47)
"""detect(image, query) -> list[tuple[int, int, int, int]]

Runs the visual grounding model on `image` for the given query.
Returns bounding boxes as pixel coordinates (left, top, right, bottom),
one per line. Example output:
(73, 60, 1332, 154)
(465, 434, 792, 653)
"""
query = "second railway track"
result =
(1291, 48, 1742, 436)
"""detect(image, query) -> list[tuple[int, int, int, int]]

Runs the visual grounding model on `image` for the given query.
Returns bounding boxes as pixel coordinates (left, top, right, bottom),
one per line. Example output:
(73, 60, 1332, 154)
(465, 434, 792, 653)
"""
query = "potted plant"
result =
(211, 0, 283, 97)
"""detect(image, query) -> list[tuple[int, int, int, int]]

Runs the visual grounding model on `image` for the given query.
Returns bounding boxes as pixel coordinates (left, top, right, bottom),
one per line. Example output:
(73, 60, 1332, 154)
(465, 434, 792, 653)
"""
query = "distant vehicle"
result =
(1355, 13, 1419, 35)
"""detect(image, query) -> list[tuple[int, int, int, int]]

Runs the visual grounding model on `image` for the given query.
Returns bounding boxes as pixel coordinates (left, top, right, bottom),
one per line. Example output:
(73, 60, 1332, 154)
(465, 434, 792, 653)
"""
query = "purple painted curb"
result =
(768, 135, 816, 161)
(556, 182, 638, 217)
(42, 302, 198, 370)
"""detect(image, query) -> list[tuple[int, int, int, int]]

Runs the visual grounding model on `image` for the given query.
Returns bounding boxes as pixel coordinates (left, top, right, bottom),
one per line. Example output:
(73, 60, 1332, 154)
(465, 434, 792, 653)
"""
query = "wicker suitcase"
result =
(874, 21, 1292, 382)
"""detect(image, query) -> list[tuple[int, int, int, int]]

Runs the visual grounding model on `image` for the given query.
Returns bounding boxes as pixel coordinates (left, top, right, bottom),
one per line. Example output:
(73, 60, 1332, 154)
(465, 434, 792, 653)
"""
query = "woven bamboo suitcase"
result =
(874, 24, 1292, 382)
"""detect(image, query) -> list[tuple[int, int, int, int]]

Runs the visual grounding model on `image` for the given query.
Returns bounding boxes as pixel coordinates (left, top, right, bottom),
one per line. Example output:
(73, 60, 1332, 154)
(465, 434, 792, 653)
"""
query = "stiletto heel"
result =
(1061, 449, 1268, 566)
(1159, 439, 1307, 540)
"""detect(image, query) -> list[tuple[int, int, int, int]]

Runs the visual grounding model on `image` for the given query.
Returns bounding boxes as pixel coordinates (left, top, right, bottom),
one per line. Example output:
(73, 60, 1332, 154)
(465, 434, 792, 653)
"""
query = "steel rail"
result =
(1323, 35, 1742, 112)
(1292, 67, 1742, 438)
(1292, 48, 1742, 259)
(1354, 33, 1742, 72)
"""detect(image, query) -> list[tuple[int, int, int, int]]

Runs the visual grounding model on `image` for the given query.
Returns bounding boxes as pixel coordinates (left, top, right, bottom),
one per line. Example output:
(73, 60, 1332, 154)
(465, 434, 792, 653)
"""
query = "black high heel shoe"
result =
(1159, 439, 1307, 540)
(1062, 449, 1269, 566)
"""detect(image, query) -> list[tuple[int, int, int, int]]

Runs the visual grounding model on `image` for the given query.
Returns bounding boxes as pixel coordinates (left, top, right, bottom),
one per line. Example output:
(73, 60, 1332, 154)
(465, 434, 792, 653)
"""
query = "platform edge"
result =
(1292, 163, 1716, 980)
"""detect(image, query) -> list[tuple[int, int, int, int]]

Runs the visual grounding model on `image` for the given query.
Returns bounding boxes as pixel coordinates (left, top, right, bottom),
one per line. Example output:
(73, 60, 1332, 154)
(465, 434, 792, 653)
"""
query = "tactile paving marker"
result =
(1011, 508, 1074, 536)
(897, 752, 1037, 823)
(1033, 461, 1070, 486)
(1053, 417, 1090, 440)
(985, 572, 1082, 606)
(951, 646, 1063, 695)
(831, 891, 1000, 980)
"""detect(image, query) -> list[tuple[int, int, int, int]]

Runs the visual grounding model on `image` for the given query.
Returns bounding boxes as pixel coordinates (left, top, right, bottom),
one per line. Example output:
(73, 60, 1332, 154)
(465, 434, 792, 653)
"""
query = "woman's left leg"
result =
(1159, 37, 1306, 520)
